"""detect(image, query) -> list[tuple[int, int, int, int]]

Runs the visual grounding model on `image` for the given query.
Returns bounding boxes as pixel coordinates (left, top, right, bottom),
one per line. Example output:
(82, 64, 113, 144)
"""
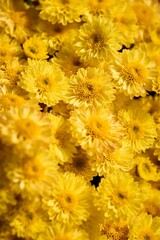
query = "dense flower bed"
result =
(0, 0, 160, 239)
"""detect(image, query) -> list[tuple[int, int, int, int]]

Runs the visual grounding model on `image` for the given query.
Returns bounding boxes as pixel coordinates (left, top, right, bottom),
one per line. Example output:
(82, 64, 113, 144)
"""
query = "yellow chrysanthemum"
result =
(10, 199, 47, 239)
(50, 100, 74, 119)
(111, 49, 156, 98)
(113, 3, 138, 48)
(94, 170, 143, 220)
(53, 41, 87, 77)
(23, 35, 49, 59)
(61, 146, 95, 182)
(129, 213, 160, 240)
(141, 188, 160, 217)
(49, 114, 77, 164)
(74, 16, 122, 63)
(38, 0, 87, 25)
(0, 32, 23, 62)
(0, 88, 26, 111)
(19, 59, 69, 106)
(86, 0, 125, 19)
(0, 106, 51, 155)
(131, 0, 160, 40)
(5, 150, 57, 198)
(38, 223, 89, 240)
(89, 141, 134, 176)
(118, 107, 157, 153)
(0, 187, 16, 217)
(100, 219, 129, 240)
(69, 107, 123, 156)
(67, 67, 115, 108)
(42, 172, 91, 225)
(135, 156, 159, 182)
(0, 0, 36, 43)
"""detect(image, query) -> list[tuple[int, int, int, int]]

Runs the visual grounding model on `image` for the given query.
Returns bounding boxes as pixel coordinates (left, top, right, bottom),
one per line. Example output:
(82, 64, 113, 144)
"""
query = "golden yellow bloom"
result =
(111, 49, 156, 98)
(67, 67, 115, 108)
(135, 156, 159, 182)
(94, 170, 143, 220)
(118, 107, 157, 153)
(19, 59, 69, 106)
(38, 0, 88, 25)
(89, 141, 134, 176)
(38, 223, 89, 240)
(100, 219, 129, 240)
(129, 212, 160, 240)
(23, 35, 49, 59)
(69, 107, 123, 156)
(0, 0, 36, 43)
(141, 188, 160, 217)
(53, 41, 87, 77)
(0, 32, 23, 62)
(87, 0, 125, 19)
(74, 16, 122, 63)
(49, 114, 77, 164)
(131, 0, 160, 41)
(61, 146, 95, 182)
(5, 150, 57, 198)
(43, 172, 91, 225)
(0, 106, 51, 155)
(113, 3, 138, 48)
(10, 199, 47, 239)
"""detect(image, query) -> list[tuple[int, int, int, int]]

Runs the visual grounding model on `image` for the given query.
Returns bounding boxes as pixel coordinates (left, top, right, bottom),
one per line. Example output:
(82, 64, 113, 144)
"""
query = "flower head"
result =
(67, 67, 116, 108)
(19, 59, 69, 106)
(74, 16, 122, 63)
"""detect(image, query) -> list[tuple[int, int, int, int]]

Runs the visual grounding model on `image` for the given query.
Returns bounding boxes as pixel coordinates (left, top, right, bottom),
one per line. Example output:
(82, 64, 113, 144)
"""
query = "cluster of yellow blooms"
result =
(1, 0, 160, 239)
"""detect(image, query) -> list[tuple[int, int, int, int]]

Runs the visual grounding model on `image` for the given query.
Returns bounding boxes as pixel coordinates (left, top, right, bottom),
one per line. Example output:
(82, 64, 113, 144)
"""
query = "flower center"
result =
(86, 115, 110, 140)
(22, 159, 44, 181)
(0, 94, 25, 109)
(56, 192, 77, 211)
(76, 79, 100, 101)
(37, 76, 54, 92)
(16, 119, 40, 140)
(122, 62, 147, 84)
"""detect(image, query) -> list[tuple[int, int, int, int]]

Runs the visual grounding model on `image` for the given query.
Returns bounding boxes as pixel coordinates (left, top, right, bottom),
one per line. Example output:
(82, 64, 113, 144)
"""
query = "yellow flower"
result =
(49, 114, 77, 164)
(113, 3, 138, 48)
(111, 49, 156, 98)
(87, 0, 125, 19)
(5, 150, 57, 198)
(53, 41, 87, 77)
(23, 35, 49, 59)
(10, 199, 47, 239)
(135, 156, 159, 182)
(0, 88, 26, 111)
(0, 32, 23, 62)
(131, 0, 159, 40)
(94, 170, 143, 220)
(0, 106, 51, 155)
(69, 107, 123, 156)
(141, 188, 160, 217)
(19, 59, 69, 106)
(61, 146, 95, 182)
(38, 0, 88, 25)
(38, 223, 89, 240)
(42, 172, 91, 225)
(100, 219, 129, 240)
(67, 67, 116, 108)
(89, 141, 134, 176)
(118, 107, 157, 153)
(74, 16, 122, 63)
(0, 0, 36, 43)
(129, 212, 160, 240)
